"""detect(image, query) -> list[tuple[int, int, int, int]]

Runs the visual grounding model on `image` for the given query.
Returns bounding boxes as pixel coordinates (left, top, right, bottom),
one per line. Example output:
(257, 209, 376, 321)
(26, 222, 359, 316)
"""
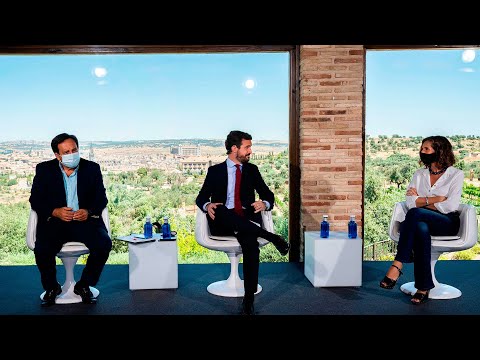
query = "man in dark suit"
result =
(196, 130, 290, 315)
(29, 133, 112, 306)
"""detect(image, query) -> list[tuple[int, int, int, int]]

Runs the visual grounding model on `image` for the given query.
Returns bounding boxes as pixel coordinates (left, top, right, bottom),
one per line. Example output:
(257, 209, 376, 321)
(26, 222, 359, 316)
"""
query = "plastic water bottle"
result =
(144, 216, 153, 239)
(320, 215, 329, 238)
(348, 214, 357, 239)
(162, 216, 172, 239)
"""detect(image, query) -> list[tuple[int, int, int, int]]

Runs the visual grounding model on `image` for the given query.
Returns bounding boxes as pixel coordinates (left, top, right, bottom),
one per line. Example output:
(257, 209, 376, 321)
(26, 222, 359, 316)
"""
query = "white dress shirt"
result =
(405, 166, 464, 214)
(202, 158, 270, 211)
(225, 158, 241, 210)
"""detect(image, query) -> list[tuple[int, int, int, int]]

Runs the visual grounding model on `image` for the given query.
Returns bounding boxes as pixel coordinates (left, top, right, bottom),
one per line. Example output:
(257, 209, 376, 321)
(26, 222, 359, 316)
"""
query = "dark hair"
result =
(51, 133, 79, 154)
(419, 135, 456, 168)
(225, 130, 252, 154)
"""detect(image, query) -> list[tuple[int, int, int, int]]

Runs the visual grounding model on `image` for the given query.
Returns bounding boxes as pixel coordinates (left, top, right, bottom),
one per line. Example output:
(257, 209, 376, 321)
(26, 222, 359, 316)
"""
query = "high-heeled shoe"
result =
(411, 290, 430, 305)
(379, 264, 403, 289)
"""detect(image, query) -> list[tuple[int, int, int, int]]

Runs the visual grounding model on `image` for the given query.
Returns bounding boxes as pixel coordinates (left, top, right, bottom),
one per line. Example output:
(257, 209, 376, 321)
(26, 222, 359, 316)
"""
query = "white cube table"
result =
(304, 231, 362, 287)
(116, 234, 178, 290)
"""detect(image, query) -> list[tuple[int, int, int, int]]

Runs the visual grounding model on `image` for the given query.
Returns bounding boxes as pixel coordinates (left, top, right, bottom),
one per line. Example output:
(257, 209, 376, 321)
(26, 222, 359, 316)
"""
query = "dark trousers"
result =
(207, 205, 272, 297)
(395, 207, 460, 291)
(34, 217, 112, 291)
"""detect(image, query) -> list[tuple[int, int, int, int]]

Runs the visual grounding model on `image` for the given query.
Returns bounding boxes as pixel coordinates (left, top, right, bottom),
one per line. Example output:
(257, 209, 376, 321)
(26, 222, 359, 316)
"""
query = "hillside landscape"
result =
(0, 135, 479, 264)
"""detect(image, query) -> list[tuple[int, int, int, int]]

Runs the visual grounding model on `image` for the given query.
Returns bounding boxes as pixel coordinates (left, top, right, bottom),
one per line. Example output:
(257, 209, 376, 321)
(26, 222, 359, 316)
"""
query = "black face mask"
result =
(420, 152, 438, 165)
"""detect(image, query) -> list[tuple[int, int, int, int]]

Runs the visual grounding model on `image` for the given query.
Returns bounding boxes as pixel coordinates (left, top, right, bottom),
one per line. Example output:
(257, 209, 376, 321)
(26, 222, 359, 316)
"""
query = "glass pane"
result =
(0, 52, 291, 265)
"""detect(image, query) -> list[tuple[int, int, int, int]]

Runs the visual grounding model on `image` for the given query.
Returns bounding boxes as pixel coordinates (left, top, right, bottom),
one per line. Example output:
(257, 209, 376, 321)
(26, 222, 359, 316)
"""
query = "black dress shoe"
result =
(74, 284, 97, 304)
(241, 297, 255, 315)
(41, 284, 62, 307)
(273, 236, 290, 256)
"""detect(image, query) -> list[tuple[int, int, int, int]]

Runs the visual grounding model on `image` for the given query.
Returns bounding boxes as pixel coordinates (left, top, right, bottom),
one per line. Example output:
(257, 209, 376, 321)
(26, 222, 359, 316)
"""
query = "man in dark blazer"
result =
(29, 133, 111, 306)
(196, 130, 289, 315)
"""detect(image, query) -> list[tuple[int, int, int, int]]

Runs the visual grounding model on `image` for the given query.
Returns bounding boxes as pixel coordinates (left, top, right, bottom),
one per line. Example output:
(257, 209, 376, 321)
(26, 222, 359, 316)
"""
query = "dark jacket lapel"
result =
(52, 160, 67, 206)
(218, 161, 228, 202)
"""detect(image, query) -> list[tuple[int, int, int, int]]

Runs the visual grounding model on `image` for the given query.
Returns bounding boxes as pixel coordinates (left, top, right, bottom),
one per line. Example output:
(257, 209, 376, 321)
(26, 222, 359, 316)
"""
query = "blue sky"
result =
(0, 49, 478, 142)
(366, 48, 479, 137)
(0, 53, 290, 142)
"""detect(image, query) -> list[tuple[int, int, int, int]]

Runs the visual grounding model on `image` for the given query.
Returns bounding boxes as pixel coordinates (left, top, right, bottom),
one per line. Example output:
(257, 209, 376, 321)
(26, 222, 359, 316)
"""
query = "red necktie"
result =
(234, 164, 244, 216)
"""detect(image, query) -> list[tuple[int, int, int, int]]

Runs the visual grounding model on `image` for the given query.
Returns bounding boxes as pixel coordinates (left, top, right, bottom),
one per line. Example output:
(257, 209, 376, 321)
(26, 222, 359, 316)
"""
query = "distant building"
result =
(171, 144, 200, 156)
(170, 146, 179, 155)
(180, 157, 223, 172)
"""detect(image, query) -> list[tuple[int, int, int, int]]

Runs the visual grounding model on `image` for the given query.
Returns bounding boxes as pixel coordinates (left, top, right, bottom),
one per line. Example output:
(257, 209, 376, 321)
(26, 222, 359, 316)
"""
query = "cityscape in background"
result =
(0, 138, 289, 205)
(3, 134, 480, 206)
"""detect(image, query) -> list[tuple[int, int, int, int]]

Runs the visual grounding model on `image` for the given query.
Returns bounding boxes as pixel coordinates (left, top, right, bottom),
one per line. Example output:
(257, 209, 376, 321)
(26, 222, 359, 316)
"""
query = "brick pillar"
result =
(299, 45, 365, 260)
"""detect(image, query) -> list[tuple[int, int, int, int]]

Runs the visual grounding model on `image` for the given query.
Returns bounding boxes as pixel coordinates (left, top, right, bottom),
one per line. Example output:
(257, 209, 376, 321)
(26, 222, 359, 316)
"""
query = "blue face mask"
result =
(61, 152, 80, 169)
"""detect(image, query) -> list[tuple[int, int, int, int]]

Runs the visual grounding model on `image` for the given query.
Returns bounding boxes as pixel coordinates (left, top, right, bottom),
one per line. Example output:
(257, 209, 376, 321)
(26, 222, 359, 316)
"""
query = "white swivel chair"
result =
(389, 201, 478, 299)
(194, 208, 273, 297)
(26, 208, 111, 304)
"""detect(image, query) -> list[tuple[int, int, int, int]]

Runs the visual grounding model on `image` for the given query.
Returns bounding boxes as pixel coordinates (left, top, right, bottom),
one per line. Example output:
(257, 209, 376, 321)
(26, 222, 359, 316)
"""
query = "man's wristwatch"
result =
(425, 197, 429, 206)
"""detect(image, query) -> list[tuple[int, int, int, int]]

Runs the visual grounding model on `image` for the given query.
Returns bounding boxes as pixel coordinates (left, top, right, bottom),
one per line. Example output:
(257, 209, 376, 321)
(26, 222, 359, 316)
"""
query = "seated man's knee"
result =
(104, 240, 113, 253)
(103, 237, 113, 253)
(89, 236, 112, 255)
(33, 241, 60, 257)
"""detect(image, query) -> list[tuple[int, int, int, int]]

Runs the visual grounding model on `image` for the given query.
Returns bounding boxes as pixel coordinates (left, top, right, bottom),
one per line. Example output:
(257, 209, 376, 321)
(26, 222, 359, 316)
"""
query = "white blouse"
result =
(405, 166, 464, 214)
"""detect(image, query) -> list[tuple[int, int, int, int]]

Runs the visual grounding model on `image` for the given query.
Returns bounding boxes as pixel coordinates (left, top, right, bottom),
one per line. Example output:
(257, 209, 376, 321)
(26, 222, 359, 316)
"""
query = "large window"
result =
(0, 47, 298, 265)
(364, 48, 480, 260)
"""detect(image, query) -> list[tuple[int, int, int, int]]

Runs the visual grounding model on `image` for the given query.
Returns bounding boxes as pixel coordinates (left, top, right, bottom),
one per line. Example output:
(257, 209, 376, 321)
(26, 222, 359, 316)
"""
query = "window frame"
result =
(0, 44, 302, 261)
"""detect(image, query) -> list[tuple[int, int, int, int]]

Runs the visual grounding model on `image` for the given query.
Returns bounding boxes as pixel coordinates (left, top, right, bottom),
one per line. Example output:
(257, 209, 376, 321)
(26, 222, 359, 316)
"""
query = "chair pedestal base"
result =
(400, 281, 462, 299)
(40, 285, 99, 304)
(207, 251, 262, 297)
(39, 255, 99, 304)
(207, 280, 262, 297)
